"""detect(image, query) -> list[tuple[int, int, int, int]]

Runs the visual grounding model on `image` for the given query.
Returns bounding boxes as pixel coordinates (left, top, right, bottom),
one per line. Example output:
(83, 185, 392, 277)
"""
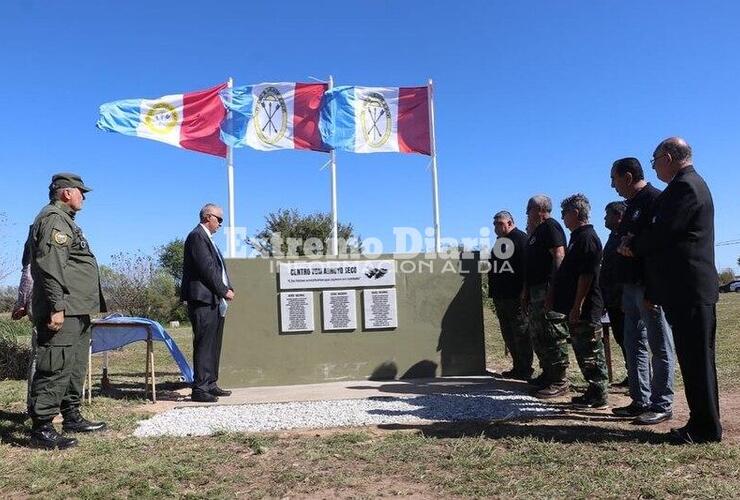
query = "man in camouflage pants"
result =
(523, 195, 570, 398)
(551, 193, 610, 408)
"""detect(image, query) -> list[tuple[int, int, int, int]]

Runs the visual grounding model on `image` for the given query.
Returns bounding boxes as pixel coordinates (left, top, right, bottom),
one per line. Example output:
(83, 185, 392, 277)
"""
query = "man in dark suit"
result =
(623, 137, 721, 443)
(182, 203, 235, 402)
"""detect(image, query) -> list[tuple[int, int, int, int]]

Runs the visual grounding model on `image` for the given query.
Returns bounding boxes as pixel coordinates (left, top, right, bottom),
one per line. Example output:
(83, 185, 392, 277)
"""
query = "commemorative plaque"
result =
(322, 290, 357, 331)
(279, 291, 314, 333)
(363, 288, 398, 329)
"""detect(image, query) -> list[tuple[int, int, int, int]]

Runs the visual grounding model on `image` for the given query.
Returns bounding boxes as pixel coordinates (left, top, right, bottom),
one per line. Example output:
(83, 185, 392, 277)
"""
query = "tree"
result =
(0, 213, 13, 283)
(100, 251, 180, 324)
(249, 208, 360, 257)
(718, 268, 736, 286)
(157, 238, 184, 285)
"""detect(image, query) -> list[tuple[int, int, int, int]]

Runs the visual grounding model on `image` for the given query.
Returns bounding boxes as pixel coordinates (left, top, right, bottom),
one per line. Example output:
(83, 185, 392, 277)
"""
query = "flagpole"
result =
(329, 74, 339, 256)
(428, 78, 441, 253)
(226, 76, 237, 258)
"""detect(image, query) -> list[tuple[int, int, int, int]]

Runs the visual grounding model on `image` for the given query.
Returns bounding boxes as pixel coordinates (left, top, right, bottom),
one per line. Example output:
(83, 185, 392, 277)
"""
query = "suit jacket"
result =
(631, 166, 718, 307)
(181, 225, 232, 305)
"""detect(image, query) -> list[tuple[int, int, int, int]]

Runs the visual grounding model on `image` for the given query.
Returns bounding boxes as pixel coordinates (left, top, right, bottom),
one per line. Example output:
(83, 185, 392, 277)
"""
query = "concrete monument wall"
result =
(219, 254, 485, 387)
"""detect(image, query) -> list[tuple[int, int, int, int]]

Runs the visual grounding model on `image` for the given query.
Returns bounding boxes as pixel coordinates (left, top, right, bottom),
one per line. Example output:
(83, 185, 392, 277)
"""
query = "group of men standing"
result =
(489, 137, 722, 444)
(13, 136, 722, 448)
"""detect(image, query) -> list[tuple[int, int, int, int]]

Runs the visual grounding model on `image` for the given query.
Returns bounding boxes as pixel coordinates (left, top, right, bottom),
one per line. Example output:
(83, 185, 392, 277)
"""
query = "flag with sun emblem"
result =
(219, 82, 329, 152)
(319, 86, 431, 155)
(96, 83, 228, 157)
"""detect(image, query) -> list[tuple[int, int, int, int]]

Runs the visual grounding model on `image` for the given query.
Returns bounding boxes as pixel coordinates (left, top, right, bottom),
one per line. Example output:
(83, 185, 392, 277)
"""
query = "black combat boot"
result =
(62, 410, 107, 433)
(30, 422, 78, 450)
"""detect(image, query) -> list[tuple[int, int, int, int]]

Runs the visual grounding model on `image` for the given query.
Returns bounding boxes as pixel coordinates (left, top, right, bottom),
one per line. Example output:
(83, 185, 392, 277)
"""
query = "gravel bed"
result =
(134, 389, 560, 437)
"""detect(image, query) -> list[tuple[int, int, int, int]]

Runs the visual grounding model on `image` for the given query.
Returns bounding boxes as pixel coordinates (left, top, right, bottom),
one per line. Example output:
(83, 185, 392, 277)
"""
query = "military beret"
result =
(49, 173, 92, 193)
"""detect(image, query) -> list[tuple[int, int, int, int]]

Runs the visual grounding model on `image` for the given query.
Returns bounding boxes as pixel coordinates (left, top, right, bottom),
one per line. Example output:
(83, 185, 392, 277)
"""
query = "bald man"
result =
(623, 137, 721, 444)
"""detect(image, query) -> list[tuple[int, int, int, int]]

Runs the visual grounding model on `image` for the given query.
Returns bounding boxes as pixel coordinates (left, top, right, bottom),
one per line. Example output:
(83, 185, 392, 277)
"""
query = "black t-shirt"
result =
(553, 224, 604, 323)
(615, 183, 661, 284)
(600, 231, 622, 308)
(525, 218, 567, 286)
(489, 227, 527, 300)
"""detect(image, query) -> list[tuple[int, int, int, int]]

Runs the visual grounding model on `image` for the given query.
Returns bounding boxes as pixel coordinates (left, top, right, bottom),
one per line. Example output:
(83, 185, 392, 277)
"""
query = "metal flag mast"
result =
(226, 77, 237, 258)
(328, 75, 339, 256)
(428, 78, 441, 253)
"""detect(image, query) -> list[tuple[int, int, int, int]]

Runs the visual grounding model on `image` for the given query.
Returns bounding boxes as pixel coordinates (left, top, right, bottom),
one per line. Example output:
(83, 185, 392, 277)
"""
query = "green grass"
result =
(1, 296, 739, 498)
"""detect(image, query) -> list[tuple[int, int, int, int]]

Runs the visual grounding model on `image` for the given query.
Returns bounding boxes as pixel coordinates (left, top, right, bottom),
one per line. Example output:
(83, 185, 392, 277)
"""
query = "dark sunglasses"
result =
(207, 214, 223, 224)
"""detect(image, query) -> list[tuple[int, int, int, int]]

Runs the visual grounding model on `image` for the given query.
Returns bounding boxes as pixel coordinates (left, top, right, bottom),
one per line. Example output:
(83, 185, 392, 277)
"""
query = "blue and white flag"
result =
(319, 86, 431, 155)
(220, 83, 328, 152)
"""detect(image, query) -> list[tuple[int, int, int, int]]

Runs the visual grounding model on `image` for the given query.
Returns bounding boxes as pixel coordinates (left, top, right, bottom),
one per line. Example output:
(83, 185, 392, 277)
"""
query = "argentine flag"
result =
(320, 86, 431, 155)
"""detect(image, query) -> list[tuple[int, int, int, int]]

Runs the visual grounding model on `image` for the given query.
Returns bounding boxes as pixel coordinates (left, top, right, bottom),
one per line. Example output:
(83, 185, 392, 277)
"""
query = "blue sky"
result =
(2, 0, 739, 284)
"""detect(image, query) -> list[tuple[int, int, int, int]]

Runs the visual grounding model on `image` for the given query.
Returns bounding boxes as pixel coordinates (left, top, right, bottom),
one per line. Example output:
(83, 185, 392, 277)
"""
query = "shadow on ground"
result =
(92, 378, 190, 402)
(378, 419, 672, 444)
(0, 409, 31, 447)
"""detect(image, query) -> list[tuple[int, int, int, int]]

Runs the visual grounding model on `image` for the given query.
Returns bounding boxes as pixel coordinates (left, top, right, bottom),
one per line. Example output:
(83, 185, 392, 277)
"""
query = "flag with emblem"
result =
(219, 82, 329, 152)
(96, 83, 228, 157)
(319, 86, 431, 155)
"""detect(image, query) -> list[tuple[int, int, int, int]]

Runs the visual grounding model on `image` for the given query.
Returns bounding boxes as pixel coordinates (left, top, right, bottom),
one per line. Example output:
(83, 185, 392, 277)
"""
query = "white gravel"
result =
(134, 389, 560, 437)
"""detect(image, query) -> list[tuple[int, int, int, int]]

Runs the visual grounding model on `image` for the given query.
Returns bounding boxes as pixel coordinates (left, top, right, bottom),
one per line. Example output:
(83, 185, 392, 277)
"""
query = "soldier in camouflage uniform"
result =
(552, 194, 610, 408)
(28, 173, 107, 449)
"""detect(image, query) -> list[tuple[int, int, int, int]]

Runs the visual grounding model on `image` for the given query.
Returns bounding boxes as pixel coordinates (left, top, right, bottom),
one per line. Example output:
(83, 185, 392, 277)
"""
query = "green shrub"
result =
(0, 320, 33, 380)
(0, 317, 32, 338)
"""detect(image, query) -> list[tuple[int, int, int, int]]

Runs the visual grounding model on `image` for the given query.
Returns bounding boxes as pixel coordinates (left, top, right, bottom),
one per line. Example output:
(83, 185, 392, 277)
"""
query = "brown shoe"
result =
(533, 381, 569, 399)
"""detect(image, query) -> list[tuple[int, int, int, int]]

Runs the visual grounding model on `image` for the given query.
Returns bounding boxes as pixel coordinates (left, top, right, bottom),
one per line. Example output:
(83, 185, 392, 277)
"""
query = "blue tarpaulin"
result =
(91, 315, 193, 383)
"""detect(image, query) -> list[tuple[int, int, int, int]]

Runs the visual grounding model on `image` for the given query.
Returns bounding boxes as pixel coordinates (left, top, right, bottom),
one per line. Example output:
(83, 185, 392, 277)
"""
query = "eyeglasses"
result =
(650, 154, 667, 166)
(206, 214, 223, 224)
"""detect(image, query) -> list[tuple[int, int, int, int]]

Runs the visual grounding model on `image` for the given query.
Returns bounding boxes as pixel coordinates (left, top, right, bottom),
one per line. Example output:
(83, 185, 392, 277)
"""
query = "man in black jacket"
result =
(600, 201, 627, 386)
(610, 158, 676, 426)
(182, 203, 235, 403)
(624, 137, 721, 443)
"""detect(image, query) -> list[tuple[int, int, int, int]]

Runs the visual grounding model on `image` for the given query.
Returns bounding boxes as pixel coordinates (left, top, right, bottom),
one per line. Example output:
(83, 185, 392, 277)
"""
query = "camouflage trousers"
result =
(493, 297, 533, 376)
(548, 313, 610, 398)
(528, 284, 569, 381)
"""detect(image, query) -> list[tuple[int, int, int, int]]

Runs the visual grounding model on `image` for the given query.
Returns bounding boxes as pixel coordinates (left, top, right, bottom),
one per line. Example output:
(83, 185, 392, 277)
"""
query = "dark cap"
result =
(49, 173, 92, 193)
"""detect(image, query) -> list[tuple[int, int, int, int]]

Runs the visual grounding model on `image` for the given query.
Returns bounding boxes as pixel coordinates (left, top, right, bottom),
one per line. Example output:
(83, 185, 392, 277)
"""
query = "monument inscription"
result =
(322, 290, 357, 330)
(280, 291, 314, 333)
(363, 288, 398, 329)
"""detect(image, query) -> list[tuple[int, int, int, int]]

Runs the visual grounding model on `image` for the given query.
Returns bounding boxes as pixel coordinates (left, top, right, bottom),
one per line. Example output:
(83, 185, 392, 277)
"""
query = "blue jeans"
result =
(622, 283, 676, 412)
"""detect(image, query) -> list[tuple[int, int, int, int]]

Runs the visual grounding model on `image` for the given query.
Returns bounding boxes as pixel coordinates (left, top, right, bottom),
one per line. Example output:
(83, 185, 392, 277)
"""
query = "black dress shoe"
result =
(209, 387, 232, 397)
(30, 423, 78, 450)
(612, 401, 649, 417)
(669, 426, 722, 445)
(191, 391, 219, 403)
(62, 411, 108, 433)
(633, 410, 672, 425)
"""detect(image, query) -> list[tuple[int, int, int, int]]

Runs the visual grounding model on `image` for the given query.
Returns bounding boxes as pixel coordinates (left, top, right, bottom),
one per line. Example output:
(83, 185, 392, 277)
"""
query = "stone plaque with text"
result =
(280, 291, 314, 333)
(363, 288, 398, 329)
(322, 290, 357, 331)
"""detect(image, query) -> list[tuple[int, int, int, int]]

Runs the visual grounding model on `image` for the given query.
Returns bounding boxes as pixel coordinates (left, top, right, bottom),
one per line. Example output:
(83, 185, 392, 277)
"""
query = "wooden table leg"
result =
(144, 338, 151, 401)
(87, 343, 93, 404)
(149, 344, 156, 403)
